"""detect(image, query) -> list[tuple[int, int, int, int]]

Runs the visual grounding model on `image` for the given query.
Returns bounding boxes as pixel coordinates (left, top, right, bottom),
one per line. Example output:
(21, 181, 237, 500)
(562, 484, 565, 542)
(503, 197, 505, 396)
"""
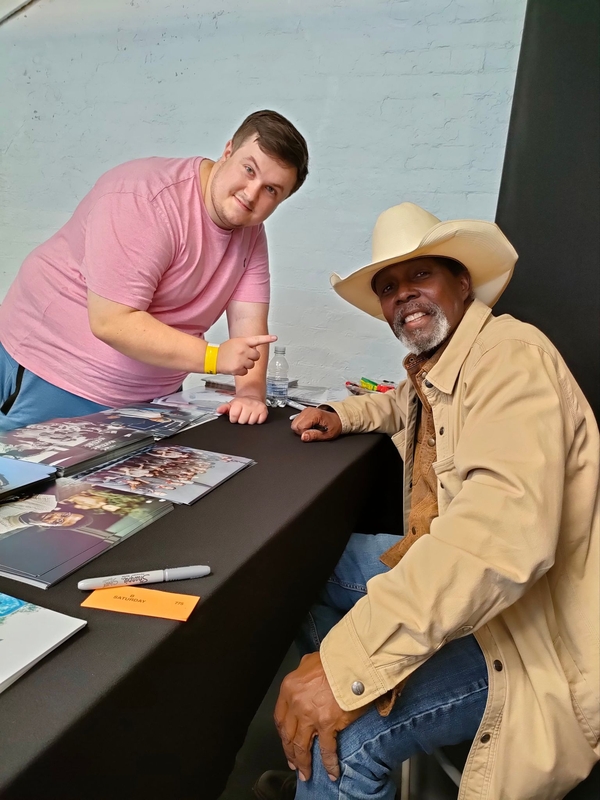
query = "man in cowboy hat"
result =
(254, 204, 599, 799)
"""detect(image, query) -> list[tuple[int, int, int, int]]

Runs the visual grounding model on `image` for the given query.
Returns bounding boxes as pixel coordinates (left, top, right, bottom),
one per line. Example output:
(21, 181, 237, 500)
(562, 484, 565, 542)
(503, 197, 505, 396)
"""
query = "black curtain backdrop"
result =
(495, 0, 600, 418)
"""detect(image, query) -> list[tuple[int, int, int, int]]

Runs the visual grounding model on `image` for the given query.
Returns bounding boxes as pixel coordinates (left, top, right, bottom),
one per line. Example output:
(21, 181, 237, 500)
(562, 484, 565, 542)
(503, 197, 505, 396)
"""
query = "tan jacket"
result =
(320, 300, 600, 799)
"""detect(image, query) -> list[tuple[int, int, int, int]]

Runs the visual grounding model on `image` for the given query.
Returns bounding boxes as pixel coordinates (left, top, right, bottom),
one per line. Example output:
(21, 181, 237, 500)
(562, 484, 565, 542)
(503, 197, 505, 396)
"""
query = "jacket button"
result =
(493, 660, 503, 671)
(480, 733, 491, 743)
(424, 380, 433, 389)
(439, 427, 444, 435)
(427, 437, 436, 447)
(351, 681, 365, 696)
(411, 526, 417, 535)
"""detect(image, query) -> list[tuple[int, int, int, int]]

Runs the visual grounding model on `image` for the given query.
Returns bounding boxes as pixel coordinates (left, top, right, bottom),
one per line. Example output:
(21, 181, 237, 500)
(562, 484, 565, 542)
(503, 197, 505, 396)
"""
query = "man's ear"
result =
(460, 269, 473, 302)
(221, 139, 234, 161)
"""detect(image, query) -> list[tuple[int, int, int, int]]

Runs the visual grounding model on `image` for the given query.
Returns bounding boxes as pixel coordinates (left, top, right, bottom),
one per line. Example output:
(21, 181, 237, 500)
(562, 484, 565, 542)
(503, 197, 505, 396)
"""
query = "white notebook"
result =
(0, 592, 86, 693)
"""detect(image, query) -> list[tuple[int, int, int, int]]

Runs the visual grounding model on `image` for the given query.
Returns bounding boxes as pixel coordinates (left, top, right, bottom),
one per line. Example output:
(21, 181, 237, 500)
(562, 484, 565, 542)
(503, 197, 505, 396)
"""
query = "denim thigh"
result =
(298, 532, 401, 654)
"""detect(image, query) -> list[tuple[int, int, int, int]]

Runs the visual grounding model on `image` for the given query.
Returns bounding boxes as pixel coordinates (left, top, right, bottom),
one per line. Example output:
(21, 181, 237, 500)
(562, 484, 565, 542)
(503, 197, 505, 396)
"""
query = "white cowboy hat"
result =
(330, 203, 518, 320)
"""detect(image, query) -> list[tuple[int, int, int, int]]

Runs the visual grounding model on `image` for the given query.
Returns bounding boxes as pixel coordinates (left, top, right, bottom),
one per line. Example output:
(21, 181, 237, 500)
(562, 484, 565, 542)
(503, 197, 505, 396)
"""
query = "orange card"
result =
(81, 586, 200, 621)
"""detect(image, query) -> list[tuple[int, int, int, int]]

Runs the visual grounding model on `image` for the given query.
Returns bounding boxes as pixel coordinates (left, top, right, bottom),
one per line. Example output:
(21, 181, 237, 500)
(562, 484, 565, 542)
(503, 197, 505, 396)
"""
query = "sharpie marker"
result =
(286, 400, 307, 412)
(77, 565, 211, 591)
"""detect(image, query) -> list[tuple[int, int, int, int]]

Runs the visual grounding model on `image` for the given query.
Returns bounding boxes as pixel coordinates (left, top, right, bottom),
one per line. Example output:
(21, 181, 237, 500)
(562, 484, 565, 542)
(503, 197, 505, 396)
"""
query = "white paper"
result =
(153, 388, 234, 412)
(0, 593, 86, 693)
(287, 386, 349, 406)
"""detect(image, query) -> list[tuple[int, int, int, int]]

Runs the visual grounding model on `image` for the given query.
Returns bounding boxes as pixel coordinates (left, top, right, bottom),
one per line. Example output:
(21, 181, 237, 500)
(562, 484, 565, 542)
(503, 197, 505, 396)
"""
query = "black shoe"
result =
(253, 770, 297, 800)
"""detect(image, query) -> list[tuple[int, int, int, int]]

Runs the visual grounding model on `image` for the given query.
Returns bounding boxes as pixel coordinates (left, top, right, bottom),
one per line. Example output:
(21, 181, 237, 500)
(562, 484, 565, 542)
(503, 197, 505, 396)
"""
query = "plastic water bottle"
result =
(266, 346, 289, 407)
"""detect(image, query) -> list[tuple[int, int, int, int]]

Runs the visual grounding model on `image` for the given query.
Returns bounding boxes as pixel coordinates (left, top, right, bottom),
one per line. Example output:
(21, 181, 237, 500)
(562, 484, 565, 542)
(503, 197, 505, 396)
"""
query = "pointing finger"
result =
(246, 335, 278, 348)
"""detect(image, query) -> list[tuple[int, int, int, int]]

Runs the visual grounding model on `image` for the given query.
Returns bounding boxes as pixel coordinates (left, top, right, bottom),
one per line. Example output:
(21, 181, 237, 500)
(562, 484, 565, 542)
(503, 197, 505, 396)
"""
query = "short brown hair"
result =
(231, 110, 309, 195)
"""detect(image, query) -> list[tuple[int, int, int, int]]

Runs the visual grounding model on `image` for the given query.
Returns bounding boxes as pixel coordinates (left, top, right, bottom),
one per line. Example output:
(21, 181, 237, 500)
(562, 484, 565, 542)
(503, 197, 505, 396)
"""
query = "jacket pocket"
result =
(553, 634, 600, 742)
(391, 430, 406, 459)
(432, 455, 461, 514)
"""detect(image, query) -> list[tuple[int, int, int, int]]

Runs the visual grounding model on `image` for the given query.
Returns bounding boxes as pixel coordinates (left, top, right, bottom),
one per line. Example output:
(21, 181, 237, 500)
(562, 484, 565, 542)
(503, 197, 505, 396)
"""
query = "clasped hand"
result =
(290, 407, 343, 442)
(217, 395, 268, 425)
(274, 652, 367, 783)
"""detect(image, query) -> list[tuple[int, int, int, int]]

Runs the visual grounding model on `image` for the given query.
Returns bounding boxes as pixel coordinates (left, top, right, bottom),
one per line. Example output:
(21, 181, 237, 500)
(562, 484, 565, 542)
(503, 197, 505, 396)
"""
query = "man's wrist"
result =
(323, 402, 351, 434)
(204, 343, 220, 374)
(234, 389, 266, 403)
(234, 377, 266, 402)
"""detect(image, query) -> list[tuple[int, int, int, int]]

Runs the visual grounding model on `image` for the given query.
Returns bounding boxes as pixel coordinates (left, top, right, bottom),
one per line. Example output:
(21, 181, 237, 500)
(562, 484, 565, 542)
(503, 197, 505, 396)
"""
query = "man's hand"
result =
(274, 652, 368, 782)
(217, 395, 268, 425)
(217, 335, 277, 376)
(291, 408, 343, 442)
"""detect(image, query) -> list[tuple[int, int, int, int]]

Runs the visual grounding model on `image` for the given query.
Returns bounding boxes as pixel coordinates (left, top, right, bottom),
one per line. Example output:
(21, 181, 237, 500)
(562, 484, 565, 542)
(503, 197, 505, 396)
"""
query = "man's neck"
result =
(404, 338, 449, 373)
(199, 158, 231, 230)
(199, 157, 214, 197)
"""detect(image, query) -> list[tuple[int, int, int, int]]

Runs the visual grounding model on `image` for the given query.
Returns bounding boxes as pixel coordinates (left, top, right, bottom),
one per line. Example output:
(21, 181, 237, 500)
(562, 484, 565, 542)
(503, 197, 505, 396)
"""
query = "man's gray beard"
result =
(392, 304, 451, 355)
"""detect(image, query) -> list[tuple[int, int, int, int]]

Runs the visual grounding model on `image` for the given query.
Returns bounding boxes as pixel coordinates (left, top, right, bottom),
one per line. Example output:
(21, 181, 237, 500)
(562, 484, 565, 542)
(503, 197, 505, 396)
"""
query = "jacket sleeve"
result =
(327, 381, 407, 436)
(320, 339, 574, 710)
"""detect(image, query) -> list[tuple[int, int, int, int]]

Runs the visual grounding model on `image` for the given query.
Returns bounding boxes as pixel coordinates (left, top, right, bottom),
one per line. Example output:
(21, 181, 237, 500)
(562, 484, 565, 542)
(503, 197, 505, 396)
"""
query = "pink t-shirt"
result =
(0, 157, 269, 406)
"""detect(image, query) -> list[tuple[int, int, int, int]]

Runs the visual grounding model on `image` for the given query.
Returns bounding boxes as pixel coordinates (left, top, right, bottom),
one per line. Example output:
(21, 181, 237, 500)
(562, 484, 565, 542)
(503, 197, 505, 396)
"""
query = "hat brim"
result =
(331, 219, 518, 320)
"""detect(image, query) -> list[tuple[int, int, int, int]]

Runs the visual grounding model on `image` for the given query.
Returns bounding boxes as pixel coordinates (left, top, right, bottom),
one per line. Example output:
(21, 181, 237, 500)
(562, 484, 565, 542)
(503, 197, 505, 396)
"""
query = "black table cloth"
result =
(0, 408, 401, 799)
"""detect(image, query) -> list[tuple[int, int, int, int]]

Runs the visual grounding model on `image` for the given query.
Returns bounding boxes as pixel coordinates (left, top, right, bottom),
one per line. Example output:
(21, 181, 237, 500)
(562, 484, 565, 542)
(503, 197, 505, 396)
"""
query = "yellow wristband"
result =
(204, 343, 220, 375)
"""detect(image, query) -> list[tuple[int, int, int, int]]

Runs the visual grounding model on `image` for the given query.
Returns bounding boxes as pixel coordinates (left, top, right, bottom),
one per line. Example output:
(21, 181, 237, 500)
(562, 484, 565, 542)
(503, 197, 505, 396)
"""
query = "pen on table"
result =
(77, 565, 211, 591)
(286, 399, 307, 412)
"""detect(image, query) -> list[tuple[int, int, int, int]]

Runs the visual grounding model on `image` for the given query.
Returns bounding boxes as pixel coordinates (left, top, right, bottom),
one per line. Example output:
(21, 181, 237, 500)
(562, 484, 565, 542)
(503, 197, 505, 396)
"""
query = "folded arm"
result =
(326, 384, 406, 436)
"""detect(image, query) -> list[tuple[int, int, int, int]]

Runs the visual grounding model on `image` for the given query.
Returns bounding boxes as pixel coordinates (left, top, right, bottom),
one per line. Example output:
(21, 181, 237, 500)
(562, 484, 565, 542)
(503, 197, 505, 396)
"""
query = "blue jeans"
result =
(295, 533, 488, 800)
(0, 342, 109, 431)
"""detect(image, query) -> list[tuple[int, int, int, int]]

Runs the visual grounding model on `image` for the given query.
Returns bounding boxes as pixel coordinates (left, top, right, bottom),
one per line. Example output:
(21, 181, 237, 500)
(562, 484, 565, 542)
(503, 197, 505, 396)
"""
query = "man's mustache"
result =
(394, 301, 440, 326)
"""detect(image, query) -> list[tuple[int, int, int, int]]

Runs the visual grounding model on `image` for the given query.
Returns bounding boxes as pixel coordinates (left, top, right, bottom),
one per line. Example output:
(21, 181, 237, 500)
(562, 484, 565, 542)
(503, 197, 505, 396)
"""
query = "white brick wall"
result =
(0, 0, 526, 389)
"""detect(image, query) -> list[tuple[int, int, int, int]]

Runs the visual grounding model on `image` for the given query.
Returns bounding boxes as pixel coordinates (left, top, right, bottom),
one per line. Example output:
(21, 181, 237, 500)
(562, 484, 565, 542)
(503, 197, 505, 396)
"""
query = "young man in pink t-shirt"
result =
(0, 110, 308, 431)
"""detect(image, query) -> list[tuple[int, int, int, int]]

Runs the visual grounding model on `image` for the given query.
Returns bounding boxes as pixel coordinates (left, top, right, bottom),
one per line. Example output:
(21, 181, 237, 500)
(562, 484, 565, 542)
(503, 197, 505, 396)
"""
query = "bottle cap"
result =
(274, 346, 286, 354)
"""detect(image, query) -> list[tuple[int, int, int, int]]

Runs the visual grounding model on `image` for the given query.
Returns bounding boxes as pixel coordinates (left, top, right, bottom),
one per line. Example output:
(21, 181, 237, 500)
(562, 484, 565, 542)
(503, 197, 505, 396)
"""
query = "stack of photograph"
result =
(0, 403, 216, 477)
(0, 480, 173, 589)
(0, 404, 255, 589)
(84, 444, 254, 505)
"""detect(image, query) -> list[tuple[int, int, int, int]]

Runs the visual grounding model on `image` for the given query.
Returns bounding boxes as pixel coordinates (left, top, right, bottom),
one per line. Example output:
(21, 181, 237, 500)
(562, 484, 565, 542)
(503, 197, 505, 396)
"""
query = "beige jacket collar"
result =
(427, 299, 493, 395)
